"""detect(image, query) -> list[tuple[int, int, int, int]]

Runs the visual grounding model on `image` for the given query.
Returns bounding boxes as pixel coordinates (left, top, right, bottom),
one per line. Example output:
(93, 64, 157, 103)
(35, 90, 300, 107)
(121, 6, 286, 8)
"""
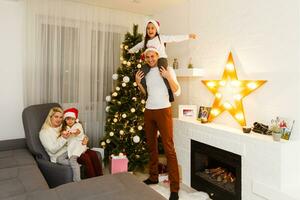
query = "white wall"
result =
(155, 0, 300, 140)
(0, 0, 25, 140)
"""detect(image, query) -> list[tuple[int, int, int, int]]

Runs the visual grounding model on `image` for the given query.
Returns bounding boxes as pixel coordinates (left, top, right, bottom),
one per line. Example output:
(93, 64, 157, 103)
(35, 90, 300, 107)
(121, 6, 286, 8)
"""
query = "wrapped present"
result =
(159, 173, 169, 182)
(110, 153, 128, 174)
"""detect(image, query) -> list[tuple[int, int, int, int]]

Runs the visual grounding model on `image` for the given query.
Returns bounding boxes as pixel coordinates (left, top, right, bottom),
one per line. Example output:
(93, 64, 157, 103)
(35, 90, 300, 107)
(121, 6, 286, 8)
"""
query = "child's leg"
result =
(69, 156, 81, 182)
(140, 64, 150, 92)
(157, 58, 174, 102)
(57, 153, 81, 182)
(157, 58, 168, 70)
(56, 152, 69, 165)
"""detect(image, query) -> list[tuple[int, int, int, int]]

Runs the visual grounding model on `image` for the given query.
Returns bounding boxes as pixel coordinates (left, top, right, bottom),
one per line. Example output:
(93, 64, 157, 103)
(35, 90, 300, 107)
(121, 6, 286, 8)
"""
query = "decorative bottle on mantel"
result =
(188, 57, 193, 69)
(172, 58, 179, 69)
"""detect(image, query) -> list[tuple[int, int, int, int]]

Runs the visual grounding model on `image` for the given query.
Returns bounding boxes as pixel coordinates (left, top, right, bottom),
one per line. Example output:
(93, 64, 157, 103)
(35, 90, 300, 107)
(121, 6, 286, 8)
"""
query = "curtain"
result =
(24, 0, 146, 146)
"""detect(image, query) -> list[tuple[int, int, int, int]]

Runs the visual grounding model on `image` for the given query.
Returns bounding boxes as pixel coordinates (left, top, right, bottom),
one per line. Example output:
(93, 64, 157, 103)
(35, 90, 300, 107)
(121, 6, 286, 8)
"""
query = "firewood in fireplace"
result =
(222, 172, 236, 183)
(205, 167, 222, 174)
(211, 168, 226, 178)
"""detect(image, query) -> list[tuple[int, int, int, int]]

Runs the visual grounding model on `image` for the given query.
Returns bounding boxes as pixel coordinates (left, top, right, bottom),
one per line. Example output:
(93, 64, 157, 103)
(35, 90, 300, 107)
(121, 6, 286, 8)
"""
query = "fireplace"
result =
(191, 140, 241, 200)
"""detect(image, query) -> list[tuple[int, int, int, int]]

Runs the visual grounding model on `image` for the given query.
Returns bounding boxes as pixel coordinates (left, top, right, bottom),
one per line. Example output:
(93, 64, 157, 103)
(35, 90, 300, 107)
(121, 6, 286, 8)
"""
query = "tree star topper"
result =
(202, 52, 266, 126)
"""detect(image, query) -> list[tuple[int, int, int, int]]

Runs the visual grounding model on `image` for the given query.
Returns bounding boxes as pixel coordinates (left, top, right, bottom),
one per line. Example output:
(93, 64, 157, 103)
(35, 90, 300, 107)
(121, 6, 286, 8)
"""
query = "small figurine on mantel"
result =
(172, 58, 179, 69)
(188, 57, 193, 69)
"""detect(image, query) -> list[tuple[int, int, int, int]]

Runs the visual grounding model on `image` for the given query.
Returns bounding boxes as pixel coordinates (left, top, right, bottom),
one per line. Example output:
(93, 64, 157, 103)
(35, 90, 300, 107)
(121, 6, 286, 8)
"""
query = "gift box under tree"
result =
(110, 153, 129, 174)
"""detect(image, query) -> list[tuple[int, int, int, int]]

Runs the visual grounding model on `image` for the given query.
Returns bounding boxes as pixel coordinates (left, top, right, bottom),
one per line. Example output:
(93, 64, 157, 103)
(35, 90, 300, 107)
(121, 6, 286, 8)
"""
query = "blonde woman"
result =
(39, 107, 81, 182)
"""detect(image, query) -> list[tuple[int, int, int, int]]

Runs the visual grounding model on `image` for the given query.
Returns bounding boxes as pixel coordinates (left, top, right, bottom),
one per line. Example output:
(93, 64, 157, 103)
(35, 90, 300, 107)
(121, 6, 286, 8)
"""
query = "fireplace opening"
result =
(191, 140, 241, 200)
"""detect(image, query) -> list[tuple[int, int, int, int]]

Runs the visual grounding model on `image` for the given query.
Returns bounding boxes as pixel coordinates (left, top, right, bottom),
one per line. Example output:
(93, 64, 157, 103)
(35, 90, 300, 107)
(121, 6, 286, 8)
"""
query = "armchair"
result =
(22, 103, 73, 188)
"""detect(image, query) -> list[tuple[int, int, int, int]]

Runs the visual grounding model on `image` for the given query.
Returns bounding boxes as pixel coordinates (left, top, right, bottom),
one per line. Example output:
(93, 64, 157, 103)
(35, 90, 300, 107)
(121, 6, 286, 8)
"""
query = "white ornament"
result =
(142, 108, 145, 112)
(122, 83, 126, 87)
(127, 62, 131, 67)
(130, 108, 136, 113)
(115, 87, 120, 91)
(105, 96, 111, 102)
(138, 125, 143, 130)
(124, 45, 128, 50)
(101, 141, 106, 146)
(109, 132, 114, 137)
(123, 76, 130, 83)
(137, 64, 141, 69)
(105, 106, 110, 112)
(122, 114, 127, 118)
(112, 73, 118, 80)
(133, 135, 140, 143)
(136, 155, 140, 158)
(130, 128, 134, 133)
(112, 92, 118, 97)
(120, 56, 123, 61)
(119, 130, 124, 135)
(122, 61, 127, 65)
(133, 82, 137, 87)
(141, 99, 146, 104)
(132, 97, 137, 101)
(113, 118, 118, 123)
(106, 139, 111, 144)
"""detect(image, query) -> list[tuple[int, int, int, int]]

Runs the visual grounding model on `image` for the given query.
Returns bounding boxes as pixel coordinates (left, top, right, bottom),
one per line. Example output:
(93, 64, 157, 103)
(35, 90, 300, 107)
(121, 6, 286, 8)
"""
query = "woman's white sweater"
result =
(39, 127, 67, 163)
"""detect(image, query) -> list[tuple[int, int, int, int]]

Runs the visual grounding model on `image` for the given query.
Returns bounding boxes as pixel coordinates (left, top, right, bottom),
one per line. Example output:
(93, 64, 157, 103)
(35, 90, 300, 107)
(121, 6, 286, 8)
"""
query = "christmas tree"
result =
(100, 24, 149, 171)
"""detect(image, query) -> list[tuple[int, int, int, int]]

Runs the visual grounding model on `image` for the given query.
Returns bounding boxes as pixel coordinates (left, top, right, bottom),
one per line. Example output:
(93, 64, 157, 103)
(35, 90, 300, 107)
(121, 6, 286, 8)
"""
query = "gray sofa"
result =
(0, 140, 166, 200)
(0, 102, 166, 200)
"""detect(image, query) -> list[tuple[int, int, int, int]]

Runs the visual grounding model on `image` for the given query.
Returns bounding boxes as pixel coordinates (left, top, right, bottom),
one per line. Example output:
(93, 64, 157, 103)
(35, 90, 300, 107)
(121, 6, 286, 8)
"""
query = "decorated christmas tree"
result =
(100, 24, 149, 171)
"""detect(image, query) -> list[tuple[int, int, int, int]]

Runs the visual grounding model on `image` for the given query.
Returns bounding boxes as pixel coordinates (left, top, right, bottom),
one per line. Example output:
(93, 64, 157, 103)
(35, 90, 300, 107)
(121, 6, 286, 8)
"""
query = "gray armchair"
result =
(22, 103, 73, 188)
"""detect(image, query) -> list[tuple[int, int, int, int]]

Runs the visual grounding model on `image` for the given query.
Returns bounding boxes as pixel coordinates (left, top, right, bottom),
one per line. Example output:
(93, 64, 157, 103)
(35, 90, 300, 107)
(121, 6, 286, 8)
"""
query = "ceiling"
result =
(70, 0, 187, 15)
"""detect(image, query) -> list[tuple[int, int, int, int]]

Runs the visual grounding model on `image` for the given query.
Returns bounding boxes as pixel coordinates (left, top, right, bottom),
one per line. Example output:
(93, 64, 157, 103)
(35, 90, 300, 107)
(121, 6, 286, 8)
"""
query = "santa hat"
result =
(63, 108, 78, 120)
(144, 46, 160, 57)
(146, 19, 160, 34)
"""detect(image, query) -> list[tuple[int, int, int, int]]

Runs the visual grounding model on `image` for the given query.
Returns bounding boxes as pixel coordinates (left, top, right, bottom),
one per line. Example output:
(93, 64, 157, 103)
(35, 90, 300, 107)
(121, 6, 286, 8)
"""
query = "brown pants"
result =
(144, 107, 179, 192)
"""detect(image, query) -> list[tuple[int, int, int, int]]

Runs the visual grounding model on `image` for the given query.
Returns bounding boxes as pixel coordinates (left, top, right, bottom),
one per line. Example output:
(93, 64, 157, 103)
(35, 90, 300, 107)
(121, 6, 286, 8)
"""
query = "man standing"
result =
(135, 47, 181, 200)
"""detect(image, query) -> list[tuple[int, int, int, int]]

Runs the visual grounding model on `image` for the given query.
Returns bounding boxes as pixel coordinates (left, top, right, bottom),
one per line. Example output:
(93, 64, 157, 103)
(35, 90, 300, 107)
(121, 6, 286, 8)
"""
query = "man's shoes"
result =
(169, 192, 179, 200)
(143, 178, 158, 185)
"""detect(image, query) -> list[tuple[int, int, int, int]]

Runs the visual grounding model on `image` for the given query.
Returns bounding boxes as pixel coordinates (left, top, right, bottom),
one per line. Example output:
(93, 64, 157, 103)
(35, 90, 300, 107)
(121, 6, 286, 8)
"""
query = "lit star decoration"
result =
(202, 52, 267, 126)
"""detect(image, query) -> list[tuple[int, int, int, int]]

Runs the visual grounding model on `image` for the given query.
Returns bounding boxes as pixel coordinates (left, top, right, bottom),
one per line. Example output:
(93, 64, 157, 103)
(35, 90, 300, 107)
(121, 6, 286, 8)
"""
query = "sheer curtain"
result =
(24, 0, 146, 146)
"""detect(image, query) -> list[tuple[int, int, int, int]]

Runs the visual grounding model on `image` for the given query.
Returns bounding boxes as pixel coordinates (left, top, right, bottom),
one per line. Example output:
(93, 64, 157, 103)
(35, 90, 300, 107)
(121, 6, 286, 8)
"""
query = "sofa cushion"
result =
(2, 173, 166, 200)
(54, 172, 166, 200)
(0, 149, 36, 169)
(0, 165, 49, 199)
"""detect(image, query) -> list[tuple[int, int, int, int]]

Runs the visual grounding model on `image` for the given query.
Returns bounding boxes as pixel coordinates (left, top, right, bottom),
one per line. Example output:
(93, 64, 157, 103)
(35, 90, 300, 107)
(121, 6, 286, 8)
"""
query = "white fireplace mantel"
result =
(173, 118, 300, 200)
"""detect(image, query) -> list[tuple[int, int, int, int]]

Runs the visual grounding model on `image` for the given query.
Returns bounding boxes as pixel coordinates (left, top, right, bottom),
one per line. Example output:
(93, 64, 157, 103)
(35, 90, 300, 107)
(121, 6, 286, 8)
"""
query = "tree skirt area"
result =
(150, 181, 211, 200)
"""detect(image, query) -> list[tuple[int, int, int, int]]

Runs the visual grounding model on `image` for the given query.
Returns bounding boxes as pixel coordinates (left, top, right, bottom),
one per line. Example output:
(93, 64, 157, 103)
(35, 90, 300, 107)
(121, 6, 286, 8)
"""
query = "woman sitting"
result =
(39, 107, 103, 182)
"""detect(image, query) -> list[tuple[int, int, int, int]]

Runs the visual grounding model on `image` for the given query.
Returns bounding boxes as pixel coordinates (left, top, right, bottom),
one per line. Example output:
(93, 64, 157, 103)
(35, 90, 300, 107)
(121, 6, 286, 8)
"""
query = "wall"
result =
(154, 0, 300, 140)
(0, 0, 25, 140)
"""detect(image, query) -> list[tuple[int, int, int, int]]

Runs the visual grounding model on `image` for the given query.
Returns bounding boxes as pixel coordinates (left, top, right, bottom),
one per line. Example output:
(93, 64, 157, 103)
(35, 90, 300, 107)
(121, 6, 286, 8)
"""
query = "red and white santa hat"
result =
(63, 107, 78, 120)
(144, 46, 160, 57)
(146, 19, 160, 34)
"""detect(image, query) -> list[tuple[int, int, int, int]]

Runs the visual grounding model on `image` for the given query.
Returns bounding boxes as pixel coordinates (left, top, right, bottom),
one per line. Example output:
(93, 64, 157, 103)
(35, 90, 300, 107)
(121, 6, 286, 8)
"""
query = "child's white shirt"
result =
(128, 35, 189, 58)
(66, 123, 87, 158)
